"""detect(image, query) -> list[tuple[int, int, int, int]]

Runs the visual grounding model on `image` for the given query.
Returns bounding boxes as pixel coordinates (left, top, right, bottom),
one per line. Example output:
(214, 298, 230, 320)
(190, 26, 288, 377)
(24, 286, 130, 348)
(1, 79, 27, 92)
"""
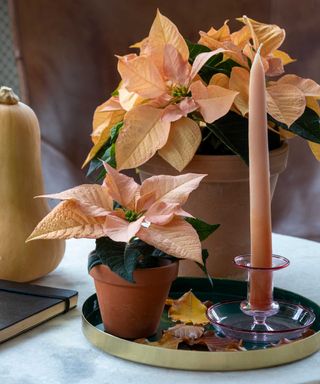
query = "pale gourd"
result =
(0, 86, 65, 282)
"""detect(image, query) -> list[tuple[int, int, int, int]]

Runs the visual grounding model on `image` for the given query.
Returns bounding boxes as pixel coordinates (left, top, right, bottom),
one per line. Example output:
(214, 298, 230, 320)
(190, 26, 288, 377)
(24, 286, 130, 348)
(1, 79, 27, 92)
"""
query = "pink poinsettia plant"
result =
(28, 164, 218, 282)
(84, 11, 320, 179)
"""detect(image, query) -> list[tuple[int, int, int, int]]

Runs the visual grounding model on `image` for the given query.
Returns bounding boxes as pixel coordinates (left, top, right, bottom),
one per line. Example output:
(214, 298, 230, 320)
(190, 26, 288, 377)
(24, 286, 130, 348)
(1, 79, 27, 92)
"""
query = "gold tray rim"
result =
(81, 298, 320, 371)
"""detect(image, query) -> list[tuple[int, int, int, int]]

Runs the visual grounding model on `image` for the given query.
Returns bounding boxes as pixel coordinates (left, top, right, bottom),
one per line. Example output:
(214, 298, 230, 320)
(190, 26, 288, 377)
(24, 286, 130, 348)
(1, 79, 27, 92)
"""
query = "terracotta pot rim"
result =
(89, 259, 179, 287)
(191, 141, 288, 162)
(139, 142, 288, 183)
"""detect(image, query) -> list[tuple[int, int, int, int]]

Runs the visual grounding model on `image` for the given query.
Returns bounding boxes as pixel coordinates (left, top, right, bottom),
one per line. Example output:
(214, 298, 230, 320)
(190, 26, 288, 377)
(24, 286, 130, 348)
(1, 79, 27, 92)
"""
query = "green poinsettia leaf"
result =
(111, 89, 119, 97)
(187, 40, 224, 83)
(110, 121, 123, 143)
(196, 249, 213, 287)
(205, 112, 281, 163)
(86, 121, 123, 179)
(128, 238, 155, 256)
(86, 157, 102, 177)
(87, 250, 102, 272)
(206, 112, 249, 163)
(152, 248, 168, 258)
(128, 239, 163, 268)
(95, 237, 132, 281)
(277, 107, 320, 144)
(186, 40, 211, 62)
(198, 54, 225, 83)
(213, 59, 241, 76)
(186, 40, 241, 83)
(123, 244, 140, 283)
(185, 217, 220, 241)
(94, 238, 160, 282)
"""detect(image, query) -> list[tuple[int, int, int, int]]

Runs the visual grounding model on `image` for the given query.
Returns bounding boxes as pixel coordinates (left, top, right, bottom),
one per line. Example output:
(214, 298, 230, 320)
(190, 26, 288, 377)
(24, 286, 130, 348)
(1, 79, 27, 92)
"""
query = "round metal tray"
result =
(82, 277, 320, 371)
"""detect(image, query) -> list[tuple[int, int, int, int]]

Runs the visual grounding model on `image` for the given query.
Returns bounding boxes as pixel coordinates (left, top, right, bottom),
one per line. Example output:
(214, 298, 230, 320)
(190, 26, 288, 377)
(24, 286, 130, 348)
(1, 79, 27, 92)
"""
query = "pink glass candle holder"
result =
(234, 254, 289, 331)
(207, 255, 316, 343)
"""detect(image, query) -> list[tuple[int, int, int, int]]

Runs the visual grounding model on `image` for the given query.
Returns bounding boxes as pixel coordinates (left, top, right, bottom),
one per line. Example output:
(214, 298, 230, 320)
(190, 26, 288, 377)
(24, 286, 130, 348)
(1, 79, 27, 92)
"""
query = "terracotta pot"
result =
(89, 259, 178, 339)
(139, 143, 289, 279)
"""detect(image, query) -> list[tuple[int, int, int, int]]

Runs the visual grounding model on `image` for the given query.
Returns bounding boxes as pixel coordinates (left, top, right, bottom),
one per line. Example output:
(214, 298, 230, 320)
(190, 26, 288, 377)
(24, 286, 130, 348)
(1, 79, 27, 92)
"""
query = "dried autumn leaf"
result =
(168, 290, 209, 325)
(165, 298, 174, 306)
(266, 84, 306, 127)
(302, 329, 316, 338)
(190, 80, 238, 123)
(137, 217, 203, 264)
(194, 331, 245, 351)
(271, 329, 315, 348)
(203, 300, 214, 308)
(27, 200, 106, 241)
(271, 338, 294, 347)
(135, 332, 182, 350)
(166, 324, 204, 340)
(158, 117, 202, 171)
(116, 105, 171, 170)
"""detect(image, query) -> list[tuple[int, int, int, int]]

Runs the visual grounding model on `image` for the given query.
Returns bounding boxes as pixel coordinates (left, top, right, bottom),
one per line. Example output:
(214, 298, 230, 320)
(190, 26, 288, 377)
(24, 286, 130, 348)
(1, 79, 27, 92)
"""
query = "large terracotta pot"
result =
(89, 260, 178, 339)
(139, 143, 289, 279)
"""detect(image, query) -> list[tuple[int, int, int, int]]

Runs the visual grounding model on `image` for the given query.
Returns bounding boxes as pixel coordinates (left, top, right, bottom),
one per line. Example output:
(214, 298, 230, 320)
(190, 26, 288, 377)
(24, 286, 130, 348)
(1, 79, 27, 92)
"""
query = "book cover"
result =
(0, 279, 78, 343)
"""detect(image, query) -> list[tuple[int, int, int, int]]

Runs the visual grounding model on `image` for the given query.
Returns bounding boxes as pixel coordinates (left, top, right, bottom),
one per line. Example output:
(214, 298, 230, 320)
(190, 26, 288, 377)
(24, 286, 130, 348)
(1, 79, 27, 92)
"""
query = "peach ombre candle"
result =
(248, 46, 273, 310)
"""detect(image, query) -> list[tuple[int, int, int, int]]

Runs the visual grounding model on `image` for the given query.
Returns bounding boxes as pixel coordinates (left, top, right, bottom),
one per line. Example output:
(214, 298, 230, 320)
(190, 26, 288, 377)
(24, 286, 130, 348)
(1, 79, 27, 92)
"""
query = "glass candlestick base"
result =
(207, 301, 315, 343)
(236, 254, 289, 332)
(207, 255, 316, 343)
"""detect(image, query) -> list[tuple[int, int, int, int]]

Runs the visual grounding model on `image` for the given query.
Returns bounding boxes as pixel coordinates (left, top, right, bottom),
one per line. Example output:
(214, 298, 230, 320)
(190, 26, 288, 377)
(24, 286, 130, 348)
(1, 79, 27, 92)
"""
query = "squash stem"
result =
(0, 86, 19, 105)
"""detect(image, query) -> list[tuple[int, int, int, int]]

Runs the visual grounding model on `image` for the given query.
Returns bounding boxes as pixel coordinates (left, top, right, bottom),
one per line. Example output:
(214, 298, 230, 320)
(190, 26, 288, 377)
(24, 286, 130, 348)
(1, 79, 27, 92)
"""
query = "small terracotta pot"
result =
(139, 143, 289, 280)
(89, 259, 179, 339)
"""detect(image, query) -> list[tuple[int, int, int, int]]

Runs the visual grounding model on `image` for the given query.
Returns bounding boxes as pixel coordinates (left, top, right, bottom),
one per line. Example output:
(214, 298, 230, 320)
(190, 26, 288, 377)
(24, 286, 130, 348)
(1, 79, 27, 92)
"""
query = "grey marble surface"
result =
(1, 234, 320, 384)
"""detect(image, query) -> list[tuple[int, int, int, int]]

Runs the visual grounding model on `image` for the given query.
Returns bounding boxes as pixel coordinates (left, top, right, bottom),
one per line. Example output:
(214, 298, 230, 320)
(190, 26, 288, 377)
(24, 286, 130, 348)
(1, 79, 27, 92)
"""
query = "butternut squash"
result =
(0, 86, 65, 282)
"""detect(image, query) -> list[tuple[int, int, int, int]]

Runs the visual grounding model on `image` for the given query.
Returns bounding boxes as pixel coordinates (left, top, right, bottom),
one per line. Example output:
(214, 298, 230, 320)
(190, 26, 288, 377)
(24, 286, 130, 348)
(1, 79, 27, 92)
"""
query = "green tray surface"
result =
(83, 277, 320, 349)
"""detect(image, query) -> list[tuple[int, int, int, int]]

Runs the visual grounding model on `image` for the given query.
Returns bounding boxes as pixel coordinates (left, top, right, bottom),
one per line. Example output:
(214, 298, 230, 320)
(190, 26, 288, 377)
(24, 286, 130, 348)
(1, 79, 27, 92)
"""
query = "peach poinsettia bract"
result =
(84, 10, 239, 172)
(28, 164, 208, 264)
(84, 11, 320, 174)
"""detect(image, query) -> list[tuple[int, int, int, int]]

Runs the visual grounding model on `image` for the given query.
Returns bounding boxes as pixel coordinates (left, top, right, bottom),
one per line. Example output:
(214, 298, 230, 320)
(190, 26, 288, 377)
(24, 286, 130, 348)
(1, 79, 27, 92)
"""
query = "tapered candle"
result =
(248, 47, 273, 310)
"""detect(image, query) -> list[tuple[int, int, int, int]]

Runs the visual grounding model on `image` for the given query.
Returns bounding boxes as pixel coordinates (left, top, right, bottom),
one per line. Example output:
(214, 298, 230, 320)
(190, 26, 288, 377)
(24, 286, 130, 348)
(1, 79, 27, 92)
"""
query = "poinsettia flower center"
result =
(124, 209, 141, 222)
(171, 85, 189, 98)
